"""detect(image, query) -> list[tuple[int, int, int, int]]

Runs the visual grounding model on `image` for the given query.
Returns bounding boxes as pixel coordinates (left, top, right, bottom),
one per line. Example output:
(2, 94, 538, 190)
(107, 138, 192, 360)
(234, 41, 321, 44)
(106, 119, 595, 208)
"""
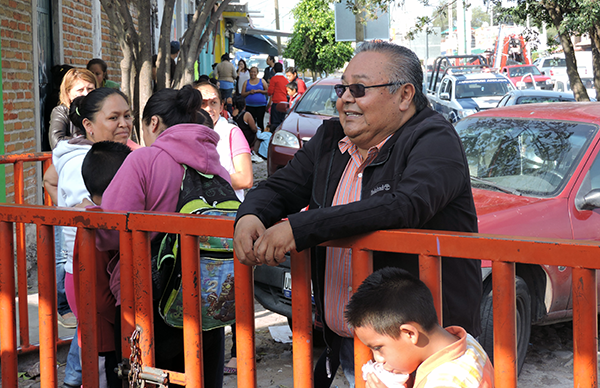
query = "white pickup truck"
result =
(427, 55, 514, 123)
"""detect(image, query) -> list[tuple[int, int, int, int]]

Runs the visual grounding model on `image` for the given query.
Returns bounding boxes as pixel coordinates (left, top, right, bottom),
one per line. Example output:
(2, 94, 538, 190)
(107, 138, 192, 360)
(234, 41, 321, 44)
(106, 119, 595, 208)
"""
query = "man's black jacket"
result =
(236, 107, 482, 341)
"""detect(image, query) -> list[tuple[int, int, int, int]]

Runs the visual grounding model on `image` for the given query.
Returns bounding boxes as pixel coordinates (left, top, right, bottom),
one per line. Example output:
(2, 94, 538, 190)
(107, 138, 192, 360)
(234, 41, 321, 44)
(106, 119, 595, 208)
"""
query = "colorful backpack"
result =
(151, 165, 240, 330)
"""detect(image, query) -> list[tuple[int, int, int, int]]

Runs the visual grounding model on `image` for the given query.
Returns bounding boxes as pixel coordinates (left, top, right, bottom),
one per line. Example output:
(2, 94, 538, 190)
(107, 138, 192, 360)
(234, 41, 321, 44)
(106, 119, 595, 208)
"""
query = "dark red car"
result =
(455, 102, 600, 372)
(500, 64, 553, 90)
(267, 77, 340, 176)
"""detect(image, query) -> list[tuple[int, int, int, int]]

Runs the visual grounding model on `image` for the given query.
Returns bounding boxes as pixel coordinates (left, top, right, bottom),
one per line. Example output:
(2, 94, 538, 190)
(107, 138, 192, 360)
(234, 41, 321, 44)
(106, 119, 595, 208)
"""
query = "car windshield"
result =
(546, 58, 567, 67)
(294, 84, 339, 116)
(456, 116, 598, 196)
(508, 66, 541, 77)
(456, 79, 512, 98)
(516, 95, 575, 104)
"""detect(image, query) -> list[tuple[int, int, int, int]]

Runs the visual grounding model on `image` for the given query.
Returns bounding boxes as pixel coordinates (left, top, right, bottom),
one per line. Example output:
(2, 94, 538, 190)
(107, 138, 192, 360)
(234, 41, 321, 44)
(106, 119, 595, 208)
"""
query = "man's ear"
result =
(400, 323, 420, 345)
(397, 83, 416, 112)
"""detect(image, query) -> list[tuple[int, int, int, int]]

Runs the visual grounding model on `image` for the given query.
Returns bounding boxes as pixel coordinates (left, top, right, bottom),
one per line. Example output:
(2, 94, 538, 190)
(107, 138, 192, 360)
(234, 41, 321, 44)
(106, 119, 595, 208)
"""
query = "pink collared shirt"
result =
(324, 135, 390, 337)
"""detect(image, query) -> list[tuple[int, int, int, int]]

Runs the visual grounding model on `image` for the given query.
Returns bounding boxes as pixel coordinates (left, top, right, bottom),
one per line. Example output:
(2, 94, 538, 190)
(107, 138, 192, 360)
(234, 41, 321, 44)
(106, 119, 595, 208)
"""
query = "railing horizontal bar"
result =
(0, 152, 51, 163)
(326, 229, 600, 269)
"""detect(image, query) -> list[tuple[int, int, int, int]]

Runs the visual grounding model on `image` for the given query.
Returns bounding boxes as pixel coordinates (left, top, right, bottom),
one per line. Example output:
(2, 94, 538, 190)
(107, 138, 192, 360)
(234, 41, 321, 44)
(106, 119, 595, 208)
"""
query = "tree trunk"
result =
(156, 0, 176, 91)
(590, 26, 600, 100)
(137, 0, 153, 140)
(544, 1, 589, 101)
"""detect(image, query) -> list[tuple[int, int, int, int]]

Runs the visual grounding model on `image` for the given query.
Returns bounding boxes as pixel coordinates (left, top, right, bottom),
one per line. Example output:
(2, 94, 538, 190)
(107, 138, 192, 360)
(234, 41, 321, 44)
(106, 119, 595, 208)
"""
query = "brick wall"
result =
(0, 0, 128, 204)
(0, 0, 37, 203)
(62, 0, 122, 82)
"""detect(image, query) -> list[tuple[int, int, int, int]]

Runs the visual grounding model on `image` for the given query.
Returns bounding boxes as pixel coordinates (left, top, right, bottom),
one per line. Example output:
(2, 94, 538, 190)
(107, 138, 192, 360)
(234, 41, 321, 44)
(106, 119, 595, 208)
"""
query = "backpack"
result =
(151, 165, 240, 330)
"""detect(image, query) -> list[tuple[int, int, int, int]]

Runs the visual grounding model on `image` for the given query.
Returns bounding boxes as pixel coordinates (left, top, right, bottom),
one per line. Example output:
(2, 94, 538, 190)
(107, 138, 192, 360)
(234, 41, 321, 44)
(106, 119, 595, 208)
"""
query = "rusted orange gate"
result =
(0, 153, 598, 388)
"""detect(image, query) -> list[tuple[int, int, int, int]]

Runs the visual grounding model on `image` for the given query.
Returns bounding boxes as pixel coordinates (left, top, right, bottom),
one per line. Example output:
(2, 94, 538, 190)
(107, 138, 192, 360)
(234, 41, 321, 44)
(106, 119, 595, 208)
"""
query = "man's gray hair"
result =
(355, 40, 429, 112)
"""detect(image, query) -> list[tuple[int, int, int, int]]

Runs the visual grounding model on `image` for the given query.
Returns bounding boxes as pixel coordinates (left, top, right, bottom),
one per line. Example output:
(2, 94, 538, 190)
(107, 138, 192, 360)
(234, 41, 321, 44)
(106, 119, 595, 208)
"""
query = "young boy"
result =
(345, 268, 494, 388)
(72, 141, 131, 388)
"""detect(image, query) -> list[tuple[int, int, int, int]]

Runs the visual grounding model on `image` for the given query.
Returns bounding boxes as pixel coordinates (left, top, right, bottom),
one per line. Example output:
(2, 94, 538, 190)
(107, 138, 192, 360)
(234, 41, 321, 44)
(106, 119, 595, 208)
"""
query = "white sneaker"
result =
(251, 154, 264, 163)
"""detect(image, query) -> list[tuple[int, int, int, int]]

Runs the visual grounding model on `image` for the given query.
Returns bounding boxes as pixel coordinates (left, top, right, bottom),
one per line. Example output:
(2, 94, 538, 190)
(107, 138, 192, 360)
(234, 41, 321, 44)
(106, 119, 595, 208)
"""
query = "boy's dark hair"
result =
(81, 141, 132, 198)
(87, 58, 108, 79)
(273, 62, 284, 73)
(286, 81, 298, 92)
(345, 267, 439, 338)
(285, 66, 297, 75)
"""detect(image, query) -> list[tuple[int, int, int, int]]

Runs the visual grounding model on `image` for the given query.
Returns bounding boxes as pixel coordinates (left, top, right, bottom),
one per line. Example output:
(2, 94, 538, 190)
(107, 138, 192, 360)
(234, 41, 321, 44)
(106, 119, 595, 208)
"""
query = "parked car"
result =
(499, 64, 553, 90)
(532, 55, 567, 77)
(267, 77, 339, 176)
(496, 89, 576, 107)
(553, 74, 596, 100)
(428, 71, 514, 123)
(456, 102, 600, 372)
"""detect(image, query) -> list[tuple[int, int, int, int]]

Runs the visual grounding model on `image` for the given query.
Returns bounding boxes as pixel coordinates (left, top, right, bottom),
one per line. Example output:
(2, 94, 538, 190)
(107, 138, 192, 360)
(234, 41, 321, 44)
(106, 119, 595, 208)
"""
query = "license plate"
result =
(283, 272, 292, 298)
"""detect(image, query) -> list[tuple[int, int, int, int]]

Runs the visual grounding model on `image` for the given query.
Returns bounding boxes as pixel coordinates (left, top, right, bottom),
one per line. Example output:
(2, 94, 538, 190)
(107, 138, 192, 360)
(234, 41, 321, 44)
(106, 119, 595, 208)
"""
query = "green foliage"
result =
(285, 0, 353, 75)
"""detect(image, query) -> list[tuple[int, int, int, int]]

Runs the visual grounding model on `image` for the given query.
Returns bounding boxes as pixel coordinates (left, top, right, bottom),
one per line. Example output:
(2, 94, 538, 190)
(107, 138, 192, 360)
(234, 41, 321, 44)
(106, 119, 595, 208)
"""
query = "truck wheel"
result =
(480, 276, 531, 374)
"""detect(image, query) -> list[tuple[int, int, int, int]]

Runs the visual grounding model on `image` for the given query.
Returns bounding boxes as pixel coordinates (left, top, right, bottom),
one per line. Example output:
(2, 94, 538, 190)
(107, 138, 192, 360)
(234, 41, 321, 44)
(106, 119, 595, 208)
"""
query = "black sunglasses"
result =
(334, 82, 403, 98)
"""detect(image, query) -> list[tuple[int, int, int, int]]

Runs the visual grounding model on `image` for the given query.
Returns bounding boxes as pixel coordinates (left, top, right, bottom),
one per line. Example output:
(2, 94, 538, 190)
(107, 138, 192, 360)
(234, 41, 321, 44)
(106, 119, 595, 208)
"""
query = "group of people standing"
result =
(46, 55, 254, 388)
(213, 53, 308, 160)
(45, 39, 492, 388)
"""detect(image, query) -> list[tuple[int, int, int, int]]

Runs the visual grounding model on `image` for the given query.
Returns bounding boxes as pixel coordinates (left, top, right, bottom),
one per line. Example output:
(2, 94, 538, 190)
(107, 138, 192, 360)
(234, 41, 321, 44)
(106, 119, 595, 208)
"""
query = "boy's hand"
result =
(365, 372, 391, 388)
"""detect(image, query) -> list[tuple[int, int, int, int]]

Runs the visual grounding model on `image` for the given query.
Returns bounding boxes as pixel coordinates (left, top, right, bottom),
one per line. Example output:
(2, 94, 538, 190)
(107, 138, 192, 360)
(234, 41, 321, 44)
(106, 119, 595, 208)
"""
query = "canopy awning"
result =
(233, 33, 279, 56)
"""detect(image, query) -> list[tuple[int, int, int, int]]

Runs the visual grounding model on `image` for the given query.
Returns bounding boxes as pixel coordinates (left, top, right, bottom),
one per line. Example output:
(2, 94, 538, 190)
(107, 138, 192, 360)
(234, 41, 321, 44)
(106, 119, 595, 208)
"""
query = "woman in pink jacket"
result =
(96, 85, 230, 388)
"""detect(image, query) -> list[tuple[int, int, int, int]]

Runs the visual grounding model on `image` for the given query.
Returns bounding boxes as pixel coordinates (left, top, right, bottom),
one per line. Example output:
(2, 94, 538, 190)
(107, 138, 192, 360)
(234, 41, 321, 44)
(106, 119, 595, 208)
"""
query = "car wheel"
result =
(480, 276, 531, 374)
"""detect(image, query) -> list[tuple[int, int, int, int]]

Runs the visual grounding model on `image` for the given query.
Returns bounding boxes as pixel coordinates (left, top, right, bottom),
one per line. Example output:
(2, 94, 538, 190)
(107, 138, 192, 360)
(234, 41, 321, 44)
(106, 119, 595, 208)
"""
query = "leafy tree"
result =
(99, 0, 231, 141)
(492, 0, 597, 101)
(285, 0, 353, 77)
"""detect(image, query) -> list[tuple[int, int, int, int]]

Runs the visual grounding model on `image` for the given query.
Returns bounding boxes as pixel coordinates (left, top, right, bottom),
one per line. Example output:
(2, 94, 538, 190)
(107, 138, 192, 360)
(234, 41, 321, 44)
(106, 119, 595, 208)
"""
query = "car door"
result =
(567, 140, 600, 310)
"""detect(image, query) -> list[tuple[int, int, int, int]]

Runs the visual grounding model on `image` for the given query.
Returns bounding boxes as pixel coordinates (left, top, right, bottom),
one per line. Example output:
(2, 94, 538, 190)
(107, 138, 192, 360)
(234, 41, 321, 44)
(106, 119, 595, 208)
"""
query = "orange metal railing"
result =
(1, 203, 599, 388)
(0, 153, 53, 357)
(0, 152, 598, 388)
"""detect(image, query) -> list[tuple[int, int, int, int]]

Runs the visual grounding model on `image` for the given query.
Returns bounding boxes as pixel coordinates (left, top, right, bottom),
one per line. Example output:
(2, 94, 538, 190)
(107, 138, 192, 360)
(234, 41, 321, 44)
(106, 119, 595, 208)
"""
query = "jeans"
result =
(64, 327, 82, 386)
(55, 226, 71, 316)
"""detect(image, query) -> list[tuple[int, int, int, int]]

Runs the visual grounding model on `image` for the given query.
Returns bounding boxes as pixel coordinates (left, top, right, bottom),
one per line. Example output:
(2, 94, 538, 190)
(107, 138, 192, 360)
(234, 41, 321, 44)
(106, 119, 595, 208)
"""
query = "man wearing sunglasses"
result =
(233, 40, 481, 386)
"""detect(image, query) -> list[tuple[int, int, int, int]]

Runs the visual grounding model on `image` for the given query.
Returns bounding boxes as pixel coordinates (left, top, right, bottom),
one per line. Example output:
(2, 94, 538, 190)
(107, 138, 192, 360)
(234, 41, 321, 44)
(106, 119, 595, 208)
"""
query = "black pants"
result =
(246, 105, 266, 130)
(269, 105, 286, 130)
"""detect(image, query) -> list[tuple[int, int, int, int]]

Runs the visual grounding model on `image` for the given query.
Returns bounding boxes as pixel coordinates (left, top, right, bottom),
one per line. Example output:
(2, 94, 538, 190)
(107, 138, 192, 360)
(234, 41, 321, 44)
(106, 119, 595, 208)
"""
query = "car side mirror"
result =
(578, 189, 600, 210)
(440, 92, 450, 101)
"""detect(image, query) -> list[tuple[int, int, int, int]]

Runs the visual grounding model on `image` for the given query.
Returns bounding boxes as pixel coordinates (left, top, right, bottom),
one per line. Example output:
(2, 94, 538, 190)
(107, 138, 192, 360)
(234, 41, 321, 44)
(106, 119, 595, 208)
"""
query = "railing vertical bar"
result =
(572, 267, 598, 388)
(419, 254, 443, 324)
(0, 221, 17, 387)
(352, 249, 373, 388)
(180, 234, 203, 388)
(42, 159, 52, 205)
(492, 261, 517, 388)
(78, 227, 100, 387)
(233, 253, 257, 388)
(119, 230, 135, 360)
(291, 250, 313, 388)
(14, 161, 30, 348)
(131, 230, 155, 366)
(37, 223, 57, 388)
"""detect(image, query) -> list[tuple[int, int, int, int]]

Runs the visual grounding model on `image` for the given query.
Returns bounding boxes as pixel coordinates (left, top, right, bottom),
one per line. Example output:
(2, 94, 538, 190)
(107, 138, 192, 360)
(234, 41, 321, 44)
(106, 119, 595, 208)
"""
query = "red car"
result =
(267, 77, 340, 176)
(455, 102, 600, 372)
(500, 64, 553, 90)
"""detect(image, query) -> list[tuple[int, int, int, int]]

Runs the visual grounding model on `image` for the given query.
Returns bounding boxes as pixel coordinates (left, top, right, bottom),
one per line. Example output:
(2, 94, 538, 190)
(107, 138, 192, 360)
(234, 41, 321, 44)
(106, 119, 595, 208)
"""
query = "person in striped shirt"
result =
(346, 267, 494, 388)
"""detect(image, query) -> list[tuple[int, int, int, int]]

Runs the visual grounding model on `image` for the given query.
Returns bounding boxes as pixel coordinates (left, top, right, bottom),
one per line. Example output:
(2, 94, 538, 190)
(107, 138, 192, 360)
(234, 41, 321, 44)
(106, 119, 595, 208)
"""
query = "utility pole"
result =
(274, 0, 281, 56)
